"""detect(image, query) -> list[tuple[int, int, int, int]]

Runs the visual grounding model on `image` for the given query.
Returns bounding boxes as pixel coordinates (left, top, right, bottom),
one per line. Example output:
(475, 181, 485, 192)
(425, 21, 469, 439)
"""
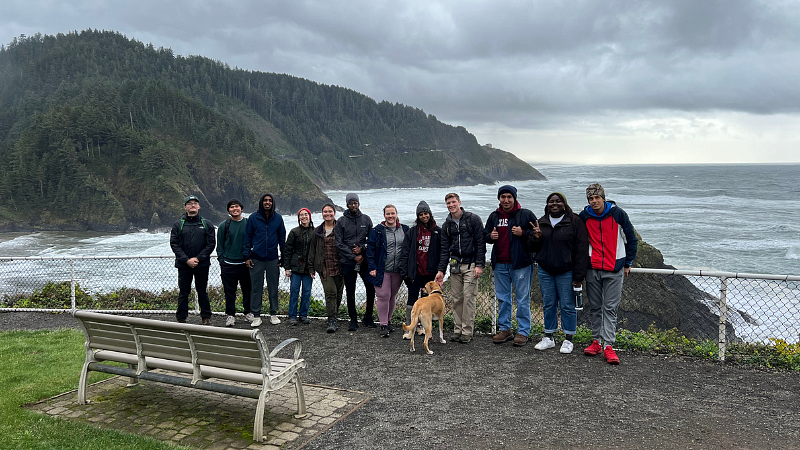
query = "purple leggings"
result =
(376, 272, 403, 325)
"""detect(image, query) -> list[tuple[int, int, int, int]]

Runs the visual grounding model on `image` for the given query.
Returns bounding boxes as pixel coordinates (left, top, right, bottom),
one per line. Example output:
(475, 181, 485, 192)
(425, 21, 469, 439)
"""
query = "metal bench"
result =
(74, 311, 307, 442)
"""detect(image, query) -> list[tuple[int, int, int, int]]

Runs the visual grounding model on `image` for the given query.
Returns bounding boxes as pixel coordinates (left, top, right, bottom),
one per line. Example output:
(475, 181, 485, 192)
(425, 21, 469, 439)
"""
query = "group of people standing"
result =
(169, 182, 637, 365)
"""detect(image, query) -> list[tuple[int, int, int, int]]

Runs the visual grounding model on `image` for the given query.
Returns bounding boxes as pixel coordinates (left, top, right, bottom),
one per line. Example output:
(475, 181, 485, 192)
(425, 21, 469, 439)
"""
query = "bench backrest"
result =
(74, 311, 268, 374)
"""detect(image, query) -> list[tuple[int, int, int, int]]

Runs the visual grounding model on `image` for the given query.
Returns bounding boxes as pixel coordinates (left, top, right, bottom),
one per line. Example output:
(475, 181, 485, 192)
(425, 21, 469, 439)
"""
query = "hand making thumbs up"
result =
(490, 226, 499, 240)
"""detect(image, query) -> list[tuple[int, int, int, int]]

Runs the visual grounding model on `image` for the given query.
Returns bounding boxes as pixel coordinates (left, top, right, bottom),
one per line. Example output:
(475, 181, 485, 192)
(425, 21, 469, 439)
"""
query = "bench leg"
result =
(293, 373, 308, 419)
(77, 361, 90, 404)
(253, 390, 269, 442)
(126, 364, 139, 387)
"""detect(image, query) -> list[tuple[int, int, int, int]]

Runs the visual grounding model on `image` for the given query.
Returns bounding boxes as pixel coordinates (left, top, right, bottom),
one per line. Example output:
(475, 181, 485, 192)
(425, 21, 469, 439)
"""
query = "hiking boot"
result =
(458, 334, 472, 344)
(289, 317, 299, 326)
(245, 313, 255, 322)
(387, 323, 395, 333)
(534, 337, 555, 350)
(604, 346, 620, 365)
(177, 317, 186, 324)
(269, 315, 281, 325)
(251, 317, 262, 327)
(326, 318, 337, 333)
(348, 320, 359, 331)
(450, 332, 462, 342)
(362, 318, 377, 328)
(493, 330, 513, 344)
(513, 334, 528, 347)
(560, 340, 575, 354)
(380, 325, 390, 337)
(300, 316, 310, 325)
(584, 340, 602, 356)
(403, 329, 413, 340)
(225, 315, 235, 327)
(202, 317, 212, 326)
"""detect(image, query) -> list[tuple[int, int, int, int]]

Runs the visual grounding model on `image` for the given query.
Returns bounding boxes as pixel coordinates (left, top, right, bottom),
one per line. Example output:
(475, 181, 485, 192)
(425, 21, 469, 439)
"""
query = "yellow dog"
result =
(402, 280, 447, 354)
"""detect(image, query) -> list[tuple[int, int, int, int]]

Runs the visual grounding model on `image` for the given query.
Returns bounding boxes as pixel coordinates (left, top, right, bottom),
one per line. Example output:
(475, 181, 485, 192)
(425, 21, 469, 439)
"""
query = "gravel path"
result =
(3, 311, 799, 449)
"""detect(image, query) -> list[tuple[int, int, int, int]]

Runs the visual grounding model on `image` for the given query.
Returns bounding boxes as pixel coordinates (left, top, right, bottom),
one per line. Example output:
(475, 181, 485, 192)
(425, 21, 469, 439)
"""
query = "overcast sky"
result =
(2, 0, 799, 164)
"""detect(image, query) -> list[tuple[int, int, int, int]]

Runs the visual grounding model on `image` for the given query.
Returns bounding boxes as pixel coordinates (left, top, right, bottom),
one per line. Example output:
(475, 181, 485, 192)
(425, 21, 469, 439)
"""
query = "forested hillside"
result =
(0, 30, 544, 231)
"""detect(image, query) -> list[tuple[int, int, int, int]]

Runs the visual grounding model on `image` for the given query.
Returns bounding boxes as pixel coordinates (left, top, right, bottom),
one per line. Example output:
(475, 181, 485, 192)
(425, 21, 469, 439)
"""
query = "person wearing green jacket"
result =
(217, 199, 251, 327)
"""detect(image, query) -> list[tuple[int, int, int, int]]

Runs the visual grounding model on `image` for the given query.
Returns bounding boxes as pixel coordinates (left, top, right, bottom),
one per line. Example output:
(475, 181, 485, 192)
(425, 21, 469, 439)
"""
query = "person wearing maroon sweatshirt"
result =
(484, 185, 537, 347)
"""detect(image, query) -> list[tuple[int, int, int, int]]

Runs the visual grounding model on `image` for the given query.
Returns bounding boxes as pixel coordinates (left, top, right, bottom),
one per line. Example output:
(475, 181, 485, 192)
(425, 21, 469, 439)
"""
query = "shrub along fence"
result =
(1, 256, 799, 367)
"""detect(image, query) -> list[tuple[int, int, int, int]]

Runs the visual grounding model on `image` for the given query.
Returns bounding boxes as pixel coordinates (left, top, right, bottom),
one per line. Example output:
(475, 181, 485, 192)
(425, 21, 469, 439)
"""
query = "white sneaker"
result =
(269, 315, 281, 325)
(245, 313, 255, 322)
(534, 337, 556, 350)
(225, 315, 235, 327)
(251, 317, 262, 327)
(560, 340, 574, 354)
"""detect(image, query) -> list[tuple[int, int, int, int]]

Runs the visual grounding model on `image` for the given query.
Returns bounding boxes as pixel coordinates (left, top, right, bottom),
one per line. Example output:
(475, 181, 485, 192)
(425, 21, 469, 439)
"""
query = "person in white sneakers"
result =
(217, 199, 251, 327)
(243, 194, 286, 327)
(526, 192, 588, 354)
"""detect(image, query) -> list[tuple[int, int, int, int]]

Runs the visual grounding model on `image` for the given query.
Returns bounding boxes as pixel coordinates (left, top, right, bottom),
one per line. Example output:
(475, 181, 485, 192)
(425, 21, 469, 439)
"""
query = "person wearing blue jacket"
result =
(366, 205, 409, 337)
(243, 193, 286, 328)
(484, 185, 537, 347)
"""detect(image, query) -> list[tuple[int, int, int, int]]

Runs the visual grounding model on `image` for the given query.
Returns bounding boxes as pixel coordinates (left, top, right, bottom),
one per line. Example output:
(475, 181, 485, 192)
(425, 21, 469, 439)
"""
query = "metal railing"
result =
(1, 255, 799, 361)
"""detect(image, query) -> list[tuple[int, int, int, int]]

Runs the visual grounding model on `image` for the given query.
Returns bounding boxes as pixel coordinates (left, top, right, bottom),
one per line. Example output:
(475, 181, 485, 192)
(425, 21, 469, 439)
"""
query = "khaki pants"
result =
(450, 263, 478, 337)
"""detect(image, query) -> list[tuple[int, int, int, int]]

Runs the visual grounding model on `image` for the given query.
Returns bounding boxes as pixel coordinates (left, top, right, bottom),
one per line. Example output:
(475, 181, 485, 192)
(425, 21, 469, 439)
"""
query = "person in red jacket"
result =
(579, 184, 637, 364)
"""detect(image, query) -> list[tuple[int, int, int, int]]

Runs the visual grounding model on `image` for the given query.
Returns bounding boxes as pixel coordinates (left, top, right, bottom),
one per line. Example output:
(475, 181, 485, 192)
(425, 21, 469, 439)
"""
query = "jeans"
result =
(494, 263, 533, 336)
(249, 258, 280, 316)
(176, 266, 211, 321)
(341, 263, 376, 322)
(586, 268, 625, 346)
(220, 261, 251, 317)
(538, 267, 577, 335)
(406, 273, 436, 308)
(289, 273, 313, 318)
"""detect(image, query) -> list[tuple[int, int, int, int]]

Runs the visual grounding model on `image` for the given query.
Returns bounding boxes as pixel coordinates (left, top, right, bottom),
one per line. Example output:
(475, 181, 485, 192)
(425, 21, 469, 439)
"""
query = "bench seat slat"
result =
(88, 336, 137, 353)
(85, 328, 135, 342)
(196, 352, 263, 373)
(138, 335, 191, 351)
(85, 322, 133, 334)
(135, 328, 189, 341)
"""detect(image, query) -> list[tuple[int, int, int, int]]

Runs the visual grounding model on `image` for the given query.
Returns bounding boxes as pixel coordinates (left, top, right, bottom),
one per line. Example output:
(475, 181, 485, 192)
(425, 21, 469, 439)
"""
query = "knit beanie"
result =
(586, 183, 605, 200)
(346, 193, 360, 204)
(416, 201, 432, 216)
(497, 185, 518, 201)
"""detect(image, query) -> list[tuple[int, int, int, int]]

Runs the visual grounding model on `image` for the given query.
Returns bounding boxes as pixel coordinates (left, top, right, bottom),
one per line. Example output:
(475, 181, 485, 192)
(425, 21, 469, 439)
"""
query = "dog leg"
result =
(438, 318, 446, 344)
(424, 318, 434, 354)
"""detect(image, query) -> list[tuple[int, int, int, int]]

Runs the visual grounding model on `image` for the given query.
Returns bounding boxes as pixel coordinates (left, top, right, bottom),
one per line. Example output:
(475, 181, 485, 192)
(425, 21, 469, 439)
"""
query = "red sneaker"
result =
(584, 340, 602, 356)
(604, 346, 620, 365)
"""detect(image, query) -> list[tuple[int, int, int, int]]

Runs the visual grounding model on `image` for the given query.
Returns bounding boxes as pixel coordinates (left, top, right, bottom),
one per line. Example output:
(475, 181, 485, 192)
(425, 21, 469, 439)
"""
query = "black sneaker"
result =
(380, 325, 390, 338)
(326, 318, 337, 333)
(289, 318, 299, 326)
(348, 320, 359, 331)
(300, 317, 311, 325)
(387, 323, 395, 333)
(362, 318, 377, 328)
(177, 318, 187, 324)
(201, 317, 211, 326)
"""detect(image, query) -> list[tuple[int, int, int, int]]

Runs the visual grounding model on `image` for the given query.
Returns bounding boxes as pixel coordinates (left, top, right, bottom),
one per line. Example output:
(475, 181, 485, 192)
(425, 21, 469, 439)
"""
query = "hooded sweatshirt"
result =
(243, 193, 286, 261)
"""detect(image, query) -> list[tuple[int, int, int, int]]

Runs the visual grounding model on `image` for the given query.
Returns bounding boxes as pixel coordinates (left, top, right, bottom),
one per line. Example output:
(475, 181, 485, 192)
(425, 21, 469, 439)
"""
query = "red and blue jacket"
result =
(579, 201, 637, 272)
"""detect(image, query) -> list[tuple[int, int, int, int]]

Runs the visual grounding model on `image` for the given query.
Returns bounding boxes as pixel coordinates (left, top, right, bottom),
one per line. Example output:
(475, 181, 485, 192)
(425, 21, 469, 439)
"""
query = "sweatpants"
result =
(585, 267, 625, 346)
(375, 272, 403, 326)
(249, 258, 280, 316)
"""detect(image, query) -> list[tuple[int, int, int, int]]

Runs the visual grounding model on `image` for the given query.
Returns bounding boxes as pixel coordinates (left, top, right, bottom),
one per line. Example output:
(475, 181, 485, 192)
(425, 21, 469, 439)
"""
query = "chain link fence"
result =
(1, 256, 799, 362)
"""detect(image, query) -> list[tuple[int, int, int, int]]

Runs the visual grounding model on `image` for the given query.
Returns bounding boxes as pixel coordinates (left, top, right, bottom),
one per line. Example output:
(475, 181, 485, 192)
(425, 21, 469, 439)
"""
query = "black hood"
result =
(258, 193, 275, 221)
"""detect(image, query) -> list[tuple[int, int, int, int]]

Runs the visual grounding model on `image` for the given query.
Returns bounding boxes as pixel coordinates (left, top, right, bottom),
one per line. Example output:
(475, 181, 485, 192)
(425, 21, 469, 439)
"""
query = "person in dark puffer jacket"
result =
(526, 192, 588, 354)
(283, 208, 315, 325)
(170, 195, 216, 325)
(398, 201, 441, 339)
(334, 193, 376, 331)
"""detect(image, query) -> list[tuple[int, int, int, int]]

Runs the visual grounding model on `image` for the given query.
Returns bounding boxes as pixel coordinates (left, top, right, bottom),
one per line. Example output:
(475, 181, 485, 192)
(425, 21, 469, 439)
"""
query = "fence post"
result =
(194, 289, 200, 315)
(718, 276, 728, 362)
(70, 259, 76, 313)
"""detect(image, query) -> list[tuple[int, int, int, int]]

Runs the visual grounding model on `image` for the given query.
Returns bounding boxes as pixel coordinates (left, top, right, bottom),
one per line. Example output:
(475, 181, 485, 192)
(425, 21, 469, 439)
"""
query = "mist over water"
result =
(1, 164, 798, 276)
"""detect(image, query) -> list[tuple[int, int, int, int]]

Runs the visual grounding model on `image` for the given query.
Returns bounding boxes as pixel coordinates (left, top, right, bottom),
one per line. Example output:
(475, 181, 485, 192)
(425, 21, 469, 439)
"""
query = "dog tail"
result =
(402, 310, 419, 332)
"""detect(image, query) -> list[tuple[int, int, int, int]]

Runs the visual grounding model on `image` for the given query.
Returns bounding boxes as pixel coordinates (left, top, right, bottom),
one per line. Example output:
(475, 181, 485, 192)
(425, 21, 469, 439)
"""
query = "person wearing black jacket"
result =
(169, 195, 216, 325)
(527, 192, 589, 354)
(334, 193, 376, 331)
(436, 193, 485, 344)
(282, 208, 315, 326)
(484, 185, 537, 346)
(399, 201, 442, 339)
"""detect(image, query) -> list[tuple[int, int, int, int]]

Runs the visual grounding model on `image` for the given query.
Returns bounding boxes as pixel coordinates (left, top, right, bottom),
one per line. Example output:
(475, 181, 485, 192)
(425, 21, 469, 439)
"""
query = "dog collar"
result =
(430, 289, 443, 295)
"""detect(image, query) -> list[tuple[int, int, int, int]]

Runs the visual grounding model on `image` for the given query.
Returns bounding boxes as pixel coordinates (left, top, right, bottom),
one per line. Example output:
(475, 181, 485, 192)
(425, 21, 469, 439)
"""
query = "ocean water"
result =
(1, 164, 798, 276)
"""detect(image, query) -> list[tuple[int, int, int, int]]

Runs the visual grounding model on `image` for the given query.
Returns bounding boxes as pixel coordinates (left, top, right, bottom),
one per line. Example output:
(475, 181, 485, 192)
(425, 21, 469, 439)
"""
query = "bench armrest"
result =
(269, 338, 302, 361)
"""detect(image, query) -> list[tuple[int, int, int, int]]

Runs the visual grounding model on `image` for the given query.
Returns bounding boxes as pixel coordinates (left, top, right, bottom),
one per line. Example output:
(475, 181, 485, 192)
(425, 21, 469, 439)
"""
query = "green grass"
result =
(0, 329, 188, 449)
